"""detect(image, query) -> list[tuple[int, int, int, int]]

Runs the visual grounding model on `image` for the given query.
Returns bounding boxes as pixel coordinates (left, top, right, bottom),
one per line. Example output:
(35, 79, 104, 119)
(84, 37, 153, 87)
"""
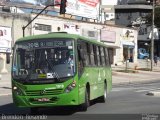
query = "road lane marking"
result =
(135, 88, 160, 93)
(0, 93, 12, 96)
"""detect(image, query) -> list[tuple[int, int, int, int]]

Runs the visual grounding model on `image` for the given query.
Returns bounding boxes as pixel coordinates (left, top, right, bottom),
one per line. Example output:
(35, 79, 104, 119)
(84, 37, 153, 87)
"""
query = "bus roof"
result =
(16, 32, 109, 47)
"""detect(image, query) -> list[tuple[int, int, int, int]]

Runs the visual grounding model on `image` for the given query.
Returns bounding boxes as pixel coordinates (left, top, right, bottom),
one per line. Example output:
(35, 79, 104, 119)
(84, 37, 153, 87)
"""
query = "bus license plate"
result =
(37, 98, 50, 102)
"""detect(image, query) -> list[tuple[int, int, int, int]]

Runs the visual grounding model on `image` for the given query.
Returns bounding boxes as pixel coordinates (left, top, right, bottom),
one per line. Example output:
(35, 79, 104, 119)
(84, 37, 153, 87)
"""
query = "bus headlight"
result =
(13, 86, 23, 96)
(65, 82, 76, 93)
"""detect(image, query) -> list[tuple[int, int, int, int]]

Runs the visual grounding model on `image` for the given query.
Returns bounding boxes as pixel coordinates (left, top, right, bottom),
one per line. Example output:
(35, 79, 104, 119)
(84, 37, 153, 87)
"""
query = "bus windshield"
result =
(12, 39, 75, 83)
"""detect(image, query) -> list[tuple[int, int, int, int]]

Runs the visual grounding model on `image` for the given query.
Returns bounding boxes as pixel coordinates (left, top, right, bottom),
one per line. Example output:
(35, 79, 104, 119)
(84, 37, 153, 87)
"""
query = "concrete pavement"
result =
(0, 73, 11, 96)
(112, 59, 160, 86)
(112, 70, 160, 86)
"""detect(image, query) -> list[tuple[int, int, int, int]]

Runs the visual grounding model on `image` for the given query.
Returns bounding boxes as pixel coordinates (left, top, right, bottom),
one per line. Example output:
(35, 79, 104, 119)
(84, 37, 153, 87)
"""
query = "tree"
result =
(146, 6, 160, 28)
(44, 0, 54, 6)
(33, 0, 54, 6)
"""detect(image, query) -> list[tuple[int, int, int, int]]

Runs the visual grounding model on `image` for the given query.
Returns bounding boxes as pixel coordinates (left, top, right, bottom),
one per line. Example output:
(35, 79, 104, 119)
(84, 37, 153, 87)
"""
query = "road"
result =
(0, 82, 160, 120)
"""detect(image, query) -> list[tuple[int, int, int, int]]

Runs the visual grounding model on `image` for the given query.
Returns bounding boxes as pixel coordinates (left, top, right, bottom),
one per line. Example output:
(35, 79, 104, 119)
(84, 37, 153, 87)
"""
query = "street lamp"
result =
(151, 0, 155, 71)
(146, 0, 155, 71)
(22, 3, 61, 37)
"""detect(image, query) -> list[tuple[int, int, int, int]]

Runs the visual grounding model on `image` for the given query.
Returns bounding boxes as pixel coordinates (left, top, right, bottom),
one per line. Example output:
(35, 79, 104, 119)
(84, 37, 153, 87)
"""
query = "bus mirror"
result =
(6, 53, 10, 64)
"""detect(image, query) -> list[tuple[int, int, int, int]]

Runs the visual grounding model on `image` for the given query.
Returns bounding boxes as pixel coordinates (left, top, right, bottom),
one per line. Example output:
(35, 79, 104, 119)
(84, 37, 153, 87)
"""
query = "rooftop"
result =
(115, 5, 153, 10)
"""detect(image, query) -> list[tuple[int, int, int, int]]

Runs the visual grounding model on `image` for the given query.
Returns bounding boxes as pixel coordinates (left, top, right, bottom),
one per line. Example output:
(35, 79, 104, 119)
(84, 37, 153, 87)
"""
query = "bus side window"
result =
(108, 48, 113, 65)
(101, 47, 105, 66)
(78, 41, 84, 78)
(89, 44, 95, 66)
(96, 46, 101, 66)
(86, 43, 91, 66)
(98, 46, 102, 66)
(104, 48, 110, 66)
(78, 41, 89, 66)
(93, 45, 98, 66)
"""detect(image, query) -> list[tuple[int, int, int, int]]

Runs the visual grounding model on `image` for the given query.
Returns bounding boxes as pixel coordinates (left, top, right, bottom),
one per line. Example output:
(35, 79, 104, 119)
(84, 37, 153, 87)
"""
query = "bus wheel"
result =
(30, 107, 39, 115)
(99, 83, 107, 103)
(80, 89, 90, 111)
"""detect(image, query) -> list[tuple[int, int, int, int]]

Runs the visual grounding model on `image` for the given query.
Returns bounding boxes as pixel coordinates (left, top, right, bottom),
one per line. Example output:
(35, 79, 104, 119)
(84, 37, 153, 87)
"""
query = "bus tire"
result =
(99, 83, 107, 103)
(80, 89, 90, 111)
(30, 107, 39, 115)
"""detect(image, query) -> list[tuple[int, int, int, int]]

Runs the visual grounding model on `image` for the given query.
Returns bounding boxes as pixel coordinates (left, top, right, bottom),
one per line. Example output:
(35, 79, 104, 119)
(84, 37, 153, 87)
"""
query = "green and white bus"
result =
(12, 32, 112, 113)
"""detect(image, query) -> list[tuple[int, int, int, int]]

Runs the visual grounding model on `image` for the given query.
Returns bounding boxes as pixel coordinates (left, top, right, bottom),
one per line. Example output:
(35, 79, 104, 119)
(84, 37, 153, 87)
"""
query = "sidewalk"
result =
(112, 70, 160, 86)
(0, 73, 11, 96)
(112, 60, 160, 86)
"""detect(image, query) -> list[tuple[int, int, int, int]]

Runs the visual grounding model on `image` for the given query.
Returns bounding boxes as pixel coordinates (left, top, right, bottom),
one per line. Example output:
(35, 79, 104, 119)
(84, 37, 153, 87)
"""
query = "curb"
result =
(113, 79, 160, 87)
(146, 91, 160, 97)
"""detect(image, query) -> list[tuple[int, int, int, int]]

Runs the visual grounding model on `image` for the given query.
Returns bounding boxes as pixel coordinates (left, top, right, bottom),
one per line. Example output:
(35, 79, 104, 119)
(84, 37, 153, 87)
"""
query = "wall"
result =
(0, 12, 138, 73)
(0, 12, 31, 42)
(32, 14, 138, 65)
(32, 14, 103, 41)
(102, 26, 138, 65)
(0, 12, 31, 73)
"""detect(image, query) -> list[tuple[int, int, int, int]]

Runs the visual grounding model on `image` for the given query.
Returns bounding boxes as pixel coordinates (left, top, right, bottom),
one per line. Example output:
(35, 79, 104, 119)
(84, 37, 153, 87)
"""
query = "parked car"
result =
(138, 48, 149, 59)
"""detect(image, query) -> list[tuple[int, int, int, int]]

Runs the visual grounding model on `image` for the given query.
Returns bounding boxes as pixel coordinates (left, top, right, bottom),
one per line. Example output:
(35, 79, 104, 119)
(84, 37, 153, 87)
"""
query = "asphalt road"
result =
(0, 82, 160, 120)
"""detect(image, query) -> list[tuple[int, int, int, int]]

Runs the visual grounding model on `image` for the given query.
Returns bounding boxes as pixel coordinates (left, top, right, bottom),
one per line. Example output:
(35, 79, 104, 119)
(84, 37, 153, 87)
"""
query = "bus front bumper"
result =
(13, 91, 79, 107)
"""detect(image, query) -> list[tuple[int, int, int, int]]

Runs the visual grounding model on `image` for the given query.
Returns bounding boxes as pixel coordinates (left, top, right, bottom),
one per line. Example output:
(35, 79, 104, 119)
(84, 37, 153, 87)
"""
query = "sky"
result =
(12, 0, 118, 5)
(23, 0, 36, 4)
(10, 0, 37, 4)
(101, 0, 118, 5)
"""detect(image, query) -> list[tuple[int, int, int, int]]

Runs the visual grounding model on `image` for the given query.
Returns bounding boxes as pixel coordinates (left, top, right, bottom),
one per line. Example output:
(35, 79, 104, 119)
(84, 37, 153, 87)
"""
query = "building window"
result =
(139, 12, 142, 16)
(35, 23, 52, 32)
(139, 27, 147, 35)
(144, 28, 147, 34)
(128, 13, 132, 20)
(116, 14, 120, 19)
(88, 31, 96, 37)
(141, 12, 146, 17)
(106, 14, 109, 18)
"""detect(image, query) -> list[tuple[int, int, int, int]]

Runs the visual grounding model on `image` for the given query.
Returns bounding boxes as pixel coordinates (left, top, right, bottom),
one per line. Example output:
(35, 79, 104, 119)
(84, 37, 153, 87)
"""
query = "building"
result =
(31, 14, 138, 65)
(115, 0, 160, 58)
(100, 0, 117, 24)
(0, 9, 138, 73)
(0, 1, 139, 73)
(114, 1, 160, 58)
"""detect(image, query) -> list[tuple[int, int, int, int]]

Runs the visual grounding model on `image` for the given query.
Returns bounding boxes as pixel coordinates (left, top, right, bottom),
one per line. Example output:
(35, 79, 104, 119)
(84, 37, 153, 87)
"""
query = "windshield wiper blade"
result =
(46, 59, 60, 81)
(24, 70, 31, 81)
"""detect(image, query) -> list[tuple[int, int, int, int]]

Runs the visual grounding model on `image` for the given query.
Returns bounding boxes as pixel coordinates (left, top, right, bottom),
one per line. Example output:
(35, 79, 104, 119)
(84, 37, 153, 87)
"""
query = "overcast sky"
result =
(102, 0, 118, 5)
(11, 0, 118, 6)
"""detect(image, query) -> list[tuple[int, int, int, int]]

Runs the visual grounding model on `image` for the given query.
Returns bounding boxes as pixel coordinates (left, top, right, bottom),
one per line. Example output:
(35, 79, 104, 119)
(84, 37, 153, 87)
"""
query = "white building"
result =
(101, 0, 118, 24)
(31, 14, 138, 65)
(0, 12, 138, 73)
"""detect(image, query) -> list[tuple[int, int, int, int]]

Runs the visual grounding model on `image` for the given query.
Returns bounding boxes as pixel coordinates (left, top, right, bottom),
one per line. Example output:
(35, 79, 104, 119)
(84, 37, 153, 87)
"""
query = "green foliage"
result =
(154, 7, 160, 28)
(146, 7, 160, 28)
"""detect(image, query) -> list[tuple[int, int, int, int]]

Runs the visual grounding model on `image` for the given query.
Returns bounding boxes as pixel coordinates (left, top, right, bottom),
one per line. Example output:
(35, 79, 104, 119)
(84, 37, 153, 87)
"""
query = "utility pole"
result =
(151, 0, 155, 71)
(99, 0, 102, 23)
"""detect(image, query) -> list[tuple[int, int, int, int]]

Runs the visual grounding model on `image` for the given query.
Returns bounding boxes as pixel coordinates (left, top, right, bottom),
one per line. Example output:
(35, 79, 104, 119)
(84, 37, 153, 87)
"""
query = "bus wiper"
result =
(53, 72, 60, 82)
(24, 63, 35, 81)
(46, 59, 60, 82)
(24, 69, 32, 82)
